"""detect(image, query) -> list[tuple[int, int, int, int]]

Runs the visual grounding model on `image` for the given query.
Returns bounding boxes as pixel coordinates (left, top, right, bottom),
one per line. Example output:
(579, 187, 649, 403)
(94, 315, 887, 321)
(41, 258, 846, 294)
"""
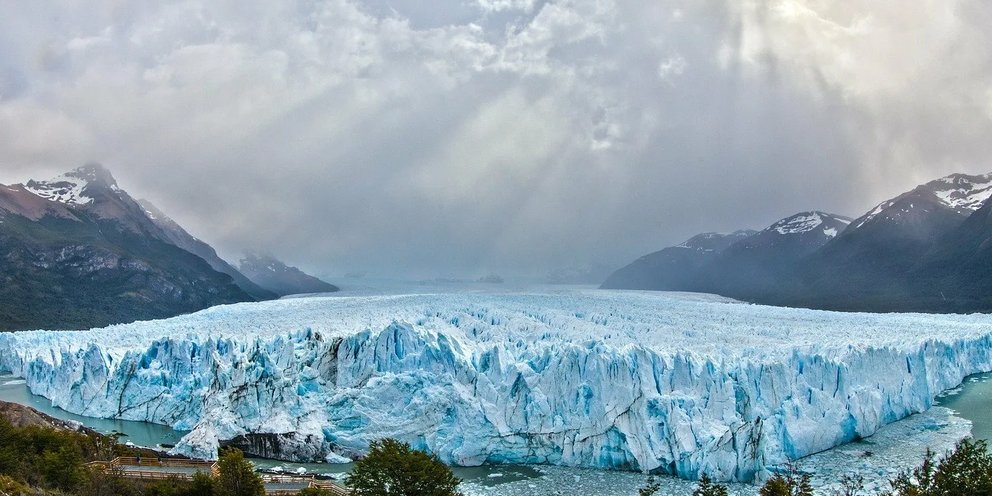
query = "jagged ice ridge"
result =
(1, 290, 991, 482)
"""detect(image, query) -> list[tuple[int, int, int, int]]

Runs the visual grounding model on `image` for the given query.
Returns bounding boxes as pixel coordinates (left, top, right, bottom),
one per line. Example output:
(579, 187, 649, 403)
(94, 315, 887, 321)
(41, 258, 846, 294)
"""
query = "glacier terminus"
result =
(1, 290, 991, 482)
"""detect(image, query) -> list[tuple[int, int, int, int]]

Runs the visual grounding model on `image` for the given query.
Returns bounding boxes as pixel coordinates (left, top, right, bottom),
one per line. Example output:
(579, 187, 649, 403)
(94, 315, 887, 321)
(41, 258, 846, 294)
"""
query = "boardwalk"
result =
(87, 457, 218, 481)
(87, 457, 351, 495)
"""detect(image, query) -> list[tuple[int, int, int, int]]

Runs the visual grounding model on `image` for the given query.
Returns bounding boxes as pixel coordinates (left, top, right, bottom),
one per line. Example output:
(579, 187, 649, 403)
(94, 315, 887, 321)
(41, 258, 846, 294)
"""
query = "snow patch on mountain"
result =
(21, 164, 121, 207)
(768, 211, 850, 237)
(933, 173, 992, 212)
(23, 174, 93, 206)
(1, 291, 992, 482)
(772, 212, 823, 235)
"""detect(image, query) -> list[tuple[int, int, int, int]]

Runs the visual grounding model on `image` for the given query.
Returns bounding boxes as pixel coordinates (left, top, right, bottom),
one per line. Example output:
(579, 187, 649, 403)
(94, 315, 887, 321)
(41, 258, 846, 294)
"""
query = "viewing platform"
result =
(86, 457, 351, 495)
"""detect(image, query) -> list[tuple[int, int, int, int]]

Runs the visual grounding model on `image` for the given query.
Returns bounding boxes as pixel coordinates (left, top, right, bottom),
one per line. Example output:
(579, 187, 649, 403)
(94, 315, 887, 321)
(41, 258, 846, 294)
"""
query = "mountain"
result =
(137, 200, 277, 301)
(600, 230, 756, 290)
(791, 172, 992, 311)
(909, 197, 992, 311)
(0, 164, 254, 331)
(705, 211, 852, 299)
(603, 171, 992, 313)
(238, 253, 338, 296)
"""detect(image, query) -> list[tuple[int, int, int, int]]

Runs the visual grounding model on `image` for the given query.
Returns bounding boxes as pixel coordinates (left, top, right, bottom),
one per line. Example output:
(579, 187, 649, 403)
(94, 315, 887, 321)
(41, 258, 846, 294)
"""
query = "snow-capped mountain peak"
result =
(768, 211, 851, 237)
(852, 171, 992, 229)
(22, 163, 119, 206)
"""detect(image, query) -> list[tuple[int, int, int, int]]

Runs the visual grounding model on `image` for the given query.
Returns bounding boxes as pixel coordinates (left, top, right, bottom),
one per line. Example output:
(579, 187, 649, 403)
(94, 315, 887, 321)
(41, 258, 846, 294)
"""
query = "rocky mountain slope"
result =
(704, 212, 852, 299)
(0, 164, 255, 331)
(238, 252, 338, 296)
(908, 195, 992, 311)
(789, 173, 992, 310)
(0, 400, 85, 431)
(138, 199, 277, 301)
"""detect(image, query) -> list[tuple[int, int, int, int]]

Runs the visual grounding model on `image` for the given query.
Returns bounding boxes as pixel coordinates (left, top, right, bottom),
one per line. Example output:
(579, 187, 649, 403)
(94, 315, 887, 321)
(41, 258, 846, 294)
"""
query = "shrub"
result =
(184, 471, 217, 496)
(0, 474, 31, 495)
(345, 438, 462, 496)
(78, 466, 140, 496)
(215, 449, 264, 496)
(40, 443, 86, 490)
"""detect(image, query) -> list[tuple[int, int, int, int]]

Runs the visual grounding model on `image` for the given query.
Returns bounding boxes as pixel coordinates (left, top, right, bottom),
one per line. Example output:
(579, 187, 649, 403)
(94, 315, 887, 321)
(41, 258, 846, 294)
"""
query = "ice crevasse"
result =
(1, 290, 991, 482)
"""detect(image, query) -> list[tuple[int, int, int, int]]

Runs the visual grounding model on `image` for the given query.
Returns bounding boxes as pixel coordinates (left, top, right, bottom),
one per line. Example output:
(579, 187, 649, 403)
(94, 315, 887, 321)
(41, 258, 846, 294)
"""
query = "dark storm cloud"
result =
(2, 1, 991, 280)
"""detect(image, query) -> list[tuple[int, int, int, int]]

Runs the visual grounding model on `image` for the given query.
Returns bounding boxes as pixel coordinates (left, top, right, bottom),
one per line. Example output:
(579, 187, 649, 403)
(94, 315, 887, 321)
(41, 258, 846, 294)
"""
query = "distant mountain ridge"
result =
(0, 164, 277, 331)
(604, 171, 992, 313)
(601, 230, 756, 291)
(238, 253, 338, 297)
(137, 199, 277, 301)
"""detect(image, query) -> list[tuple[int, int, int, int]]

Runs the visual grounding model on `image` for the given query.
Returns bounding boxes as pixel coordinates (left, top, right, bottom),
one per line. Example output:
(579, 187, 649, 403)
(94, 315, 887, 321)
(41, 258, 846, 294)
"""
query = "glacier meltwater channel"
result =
(1, 290, 991, 482)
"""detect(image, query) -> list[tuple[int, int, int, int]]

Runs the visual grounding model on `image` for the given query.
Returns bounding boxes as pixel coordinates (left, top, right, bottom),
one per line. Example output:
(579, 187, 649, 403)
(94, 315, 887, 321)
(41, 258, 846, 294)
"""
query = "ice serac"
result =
(1, 291, 992, 482)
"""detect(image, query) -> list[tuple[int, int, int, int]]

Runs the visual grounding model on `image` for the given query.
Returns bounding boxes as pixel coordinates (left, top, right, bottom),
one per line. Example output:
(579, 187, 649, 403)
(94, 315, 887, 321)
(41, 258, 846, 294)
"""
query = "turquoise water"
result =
(0, 374, 186, 447)
(935, 372, 992, 443)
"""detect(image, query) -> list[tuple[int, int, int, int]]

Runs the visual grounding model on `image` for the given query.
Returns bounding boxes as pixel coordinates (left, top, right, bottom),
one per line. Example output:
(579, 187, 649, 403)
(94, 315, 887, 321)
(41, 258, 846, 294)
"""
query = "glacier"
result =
(1, 290, 991, 482)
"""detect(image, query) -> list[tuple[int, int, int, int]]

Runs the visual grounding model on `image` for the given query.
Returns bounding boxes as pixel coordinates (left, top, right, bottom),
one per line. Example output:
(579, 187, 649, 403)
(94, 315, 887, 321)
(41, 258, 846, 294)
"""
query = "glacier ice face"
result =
(1, 290, 992, 481)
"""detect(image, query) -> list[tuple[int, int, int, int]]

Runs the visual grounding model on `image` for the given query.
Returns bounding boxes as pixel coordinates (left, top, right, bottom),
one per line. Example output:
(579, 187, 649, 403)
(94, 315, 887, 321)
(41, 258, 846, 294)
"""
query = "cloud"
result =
(0, 0, 990, 279)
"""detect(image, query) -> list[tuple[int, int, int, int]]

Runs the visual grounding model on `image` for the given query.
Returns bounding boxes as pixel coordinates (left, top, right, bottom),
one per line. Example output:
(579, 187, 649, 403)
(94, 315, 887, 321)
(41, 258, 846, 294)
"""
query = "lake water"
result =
(0, 374, 186, 447)
(935, 372, 992, 443)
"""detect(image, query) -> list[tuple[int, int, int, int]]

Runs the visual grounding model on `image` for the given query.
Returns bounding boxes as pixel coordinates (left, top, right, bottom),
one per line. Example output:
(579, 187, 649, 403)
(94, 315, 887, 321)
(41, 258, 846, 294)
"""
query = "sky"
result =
(2, 1, 991, 280)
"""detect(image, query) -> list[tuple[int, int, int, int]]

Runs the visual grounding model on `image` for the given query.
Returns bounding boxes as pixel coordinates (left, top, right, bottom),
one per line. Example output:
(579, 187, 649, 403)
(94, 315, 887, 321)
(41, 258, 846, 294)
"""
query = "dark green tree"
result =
(890, 439, 992, 496)
(759, 468, 813, 496)
(761, 475, 793, 496)
(891, 448, 937, 496)
(345, 438, 462, 496)
(39, 443, 85, 490)
(793, 473, 814, 496)
(639, 475, 661, 496)
(693, 473, 729, 496)
(215, 448, 265, 496)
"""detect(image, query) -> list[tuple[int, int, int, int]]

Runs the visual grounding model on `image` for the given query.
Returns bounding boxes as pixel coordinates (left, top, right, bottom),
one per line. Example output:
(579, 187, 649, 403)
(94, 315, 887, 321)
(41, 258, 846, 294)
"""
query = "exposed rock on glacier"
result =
(1, 290, 991, 482)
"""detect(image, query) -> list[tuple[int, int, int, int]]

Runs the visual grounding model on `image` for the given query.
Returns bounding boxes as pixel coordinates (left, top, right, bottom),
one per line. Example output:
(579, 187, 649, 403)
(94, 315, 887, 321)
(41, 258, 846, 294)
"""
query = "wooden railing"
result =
(261, 474, 351, 495)
(86, 457, 351, 495)
(310, 479, 351, 495)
